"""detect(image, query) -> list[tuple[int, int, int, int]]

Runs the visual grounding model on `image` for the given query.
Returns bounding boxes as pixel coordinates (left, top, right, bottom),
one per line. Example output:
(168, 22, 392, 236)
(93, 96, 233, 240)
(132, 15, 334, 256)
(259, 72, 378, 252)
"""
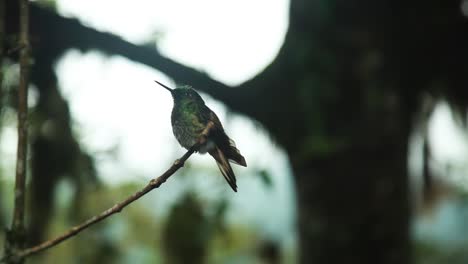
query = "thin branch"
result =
(6, 44, 26, 55)
(0, 0, 4, 90)
(13, 0, 30, 231)
(5, 0, 30, 263)
(1, 144, 199, 263)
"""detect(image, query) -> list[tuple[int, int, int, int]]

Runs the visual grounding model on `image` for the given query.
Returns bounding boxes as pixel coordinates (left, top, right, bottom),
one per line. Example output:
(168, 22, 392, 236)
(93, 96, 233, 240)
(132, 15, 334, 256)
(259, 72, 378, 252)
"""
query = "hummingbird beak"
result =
(154, 80, 174, 93)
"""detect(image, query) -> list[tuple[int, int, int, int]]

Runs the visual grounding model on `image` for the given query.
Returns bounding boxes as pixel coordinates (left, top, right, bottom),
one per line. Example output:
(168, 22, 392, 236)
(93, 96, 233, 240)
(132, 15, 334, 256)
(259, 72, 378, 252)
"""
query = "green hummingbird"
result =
(155, 81, 247, 192)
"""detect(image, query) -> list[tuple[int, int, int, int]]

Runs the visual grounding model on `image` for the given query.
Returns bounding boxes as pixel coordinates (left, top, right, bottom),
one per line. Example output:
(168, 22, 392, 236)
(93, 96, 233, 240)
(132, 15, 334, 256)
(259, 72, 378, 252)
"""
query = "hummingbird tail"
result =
(209, 147, 238, 192)
(224, 139, 247, 167)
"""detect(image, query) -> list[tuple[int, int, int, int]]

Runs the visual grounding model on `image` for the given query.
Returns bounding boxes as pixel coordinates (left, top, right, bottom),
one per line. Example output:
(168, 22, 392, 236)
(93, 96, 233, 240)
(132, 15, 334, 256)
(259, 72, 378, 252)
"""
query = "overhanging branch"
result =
(26, 3, 246, 113)
(5, 1, 267, 124)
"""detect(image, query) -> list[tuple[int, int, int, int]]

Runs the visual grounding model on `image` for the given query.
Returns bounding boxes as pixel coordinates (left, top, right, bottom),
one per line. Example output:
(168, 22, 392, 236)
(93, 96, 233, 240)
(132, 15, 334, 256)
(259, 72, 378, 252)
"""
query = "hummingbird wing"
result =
(202, 106, 247, 192)
(206, 110, 247, 167)
(209, 146, 238, 192)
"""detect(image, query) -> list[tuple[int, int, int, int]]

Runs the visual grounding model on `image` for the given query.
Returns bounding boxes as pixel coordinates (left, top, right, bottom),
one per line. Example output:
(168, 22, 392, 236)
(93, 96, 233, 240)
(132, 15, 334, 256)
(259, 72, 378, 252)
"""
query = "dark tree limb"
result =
(27, 3, 255, 118)
(1, 143, 200, 263)
(5, 1, 266, 126)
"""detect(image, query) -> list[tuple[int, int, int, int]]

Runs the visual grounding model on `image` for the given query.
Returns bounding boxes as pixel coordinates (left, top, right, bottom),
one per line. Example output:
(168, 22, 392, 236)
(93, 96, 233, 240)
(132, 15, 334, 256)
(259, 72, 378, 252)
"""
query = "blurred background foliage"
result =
(2, 0, 468, 263)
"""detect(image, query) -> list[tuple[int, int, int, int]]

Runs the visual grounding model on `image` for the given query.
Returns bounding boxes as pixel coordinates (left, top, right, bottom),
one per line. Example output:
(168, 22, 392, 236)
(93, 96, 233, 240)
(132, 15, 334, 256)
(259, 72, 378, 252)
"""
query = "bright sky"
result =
(428, 102, 468, 188)
(57, 0, 289, 86)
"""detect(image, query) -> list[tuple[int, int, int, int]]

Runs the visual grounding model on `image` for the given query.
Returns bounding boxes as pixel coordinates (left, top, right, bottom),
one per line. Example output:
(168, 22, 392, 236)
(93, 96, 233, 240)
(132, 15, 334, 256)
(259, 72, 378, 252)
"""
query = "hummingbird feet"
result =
(192, 121, 214, 153)
(198, 121, 215, 145)
(198, 136, 207, 145)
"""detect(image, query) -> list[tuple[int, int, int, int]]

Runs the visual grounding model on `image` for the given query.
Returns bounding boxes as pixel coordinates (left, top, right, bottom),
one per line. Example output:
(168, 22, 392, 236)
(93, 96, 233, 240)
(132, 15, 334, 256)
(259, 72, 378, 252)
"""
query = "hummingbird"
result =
(155, 80, 247, 192)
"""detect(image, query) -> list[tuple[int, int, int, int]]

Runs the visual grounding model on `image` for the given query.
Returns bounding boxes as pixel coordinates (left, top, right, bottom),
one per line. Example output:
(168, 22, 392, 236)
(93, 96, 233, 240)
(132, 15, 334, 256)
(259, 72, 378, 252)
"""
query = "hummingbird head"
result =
(155, 80, 205, 105)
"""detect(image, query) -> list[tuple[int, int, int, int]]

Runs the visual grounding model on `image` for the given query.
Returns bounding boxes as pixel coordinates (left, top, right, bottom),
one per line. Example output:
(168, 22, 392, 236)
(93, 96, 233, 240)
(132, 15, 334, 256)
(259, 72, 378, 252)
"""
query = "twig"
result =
(6, 44, 26, 55)
(1, 144, 200, 263)
(5, 0, 30, 263)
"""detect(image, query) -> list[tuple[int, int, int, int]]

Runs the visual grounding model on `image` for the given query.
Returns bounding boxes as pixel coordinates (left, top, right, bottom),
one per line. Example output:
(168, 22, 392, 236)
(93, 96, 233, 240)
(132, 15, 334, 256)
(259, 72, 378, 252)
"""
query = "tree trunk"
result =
(295, 131, 410, 264)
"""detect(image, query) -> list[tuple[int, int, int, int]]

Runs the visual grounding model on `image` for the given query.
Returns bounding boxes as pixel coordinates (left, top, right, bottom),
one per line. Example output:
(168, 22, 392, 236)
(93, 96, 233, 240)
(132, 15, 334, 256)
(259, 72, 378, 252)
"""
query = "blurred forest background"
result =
(2, 0, 468, 263)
